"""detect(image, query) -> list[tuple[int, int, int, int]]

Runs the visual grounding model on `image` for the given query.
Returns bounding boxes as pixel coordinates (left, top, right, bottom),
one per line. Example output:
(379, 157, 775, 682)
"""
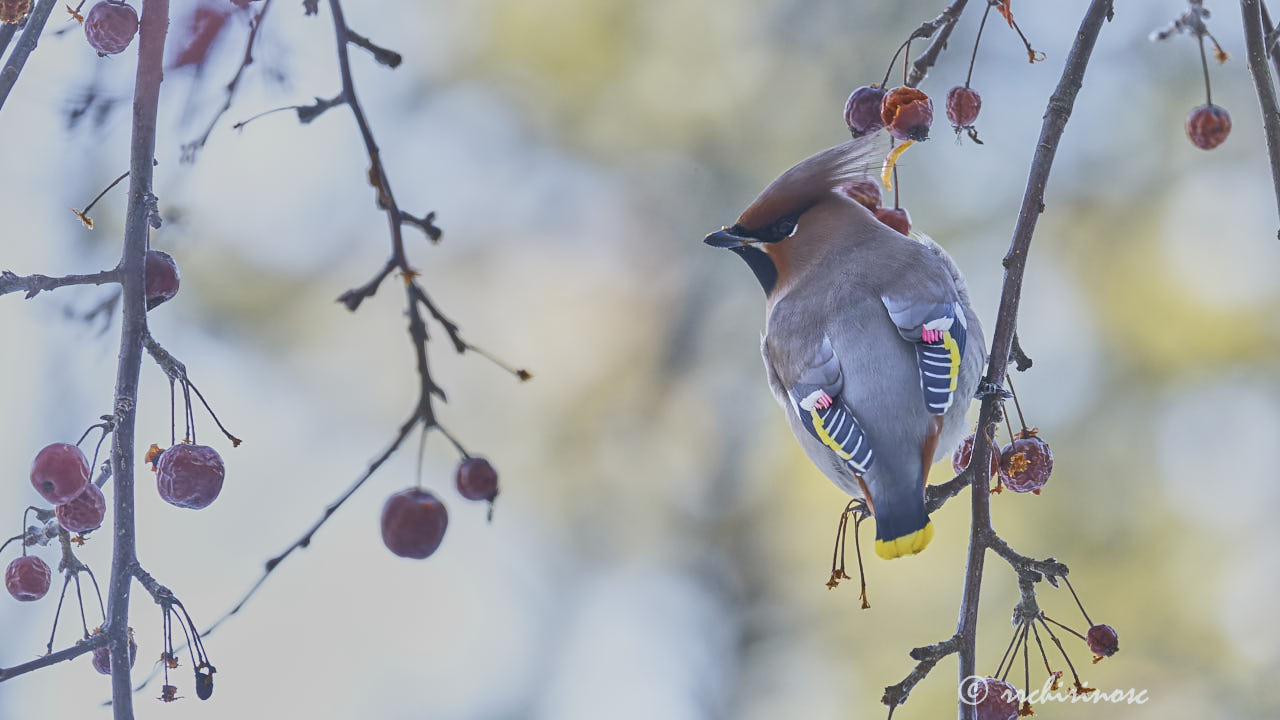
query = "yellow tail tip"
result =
(874, 521, 934, 560)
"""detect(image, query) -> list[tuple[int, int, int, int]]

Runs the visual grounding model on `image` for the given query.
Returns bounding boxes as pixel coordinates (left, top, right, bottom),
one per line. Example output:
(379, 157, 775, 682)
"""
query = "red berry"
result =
(455, 458, 499, 502)
(84, 1, 139, 56)
(1186, 104, 1231, 150)
(91, 633, 138, 675)
(999, 431, 1053, 494)
(381, 488, 448, 559)
(842, 180, 881, 211)
(880, 87, 933, 142)
(30, 443, 91, 505)
(156, 444, 225, 509)
(844, 85, 887, 136)
(56, 483, 107, 533)
(952, 433, 1000, 479)
(5, 555, 52, 602)
(969, 676, 1020, 720)
(144, 250, 180, 310)
(1086, 624, 1119, 659)
(874, 207, 911, 236)
(946, 86, 982, 128)
(0, 0, 31, 25)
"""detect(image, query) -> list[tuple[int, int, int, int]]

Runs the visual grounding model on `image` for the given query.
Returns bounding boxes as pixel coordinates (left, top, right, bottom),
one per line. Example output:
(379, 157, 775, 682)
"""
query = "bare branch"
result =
(882, 634, 961, 710)
(345, 28, 402, 68)
(182, 0, 274, 161)
(906, 0, 971, 87)
(103, 0, 171, 716)
(0, 634, 108, 683)
(1, 268, 120, 299)
(0, 0, 56, 113)
(953, 2, 1114, 717)
(1242, 0, 1280, 239)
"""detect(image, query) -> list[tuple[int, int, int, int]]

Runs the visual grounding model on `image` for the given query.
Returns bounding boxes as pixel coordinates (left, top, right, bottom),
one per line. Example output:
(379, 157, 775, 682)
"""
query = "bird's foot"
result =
(975, 380, 1013, 400)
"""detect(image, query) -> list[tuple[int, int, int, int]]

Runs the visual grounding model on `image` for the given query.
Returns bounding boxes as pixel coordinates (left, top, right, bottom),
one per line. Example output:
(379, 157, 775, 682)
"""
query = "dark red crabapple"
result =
(999, 430, 1054, 494)
(1086, 623, 1119, 659)
(5, 555, 52, 602)
(144, 250, 180, 310)
(455, 458, 499, 502)
(844, 85, 886, 136)
(91, 632, 138, 675)
(30, 442, 91, 505)
(946, 86, 982, 128)
(156, 444, 225, 509)
(970, 676, 1019, 720)
(381, 488, 448, 559)
(880, 86, 934, 142)
(952, 432, 1001, 479)
(1186, 104, 1231, 150)
(84, 1, 139, 56)
(873, 207, 911, 236)
(842, 180, 881, 212)
(56, 482, 107, 533)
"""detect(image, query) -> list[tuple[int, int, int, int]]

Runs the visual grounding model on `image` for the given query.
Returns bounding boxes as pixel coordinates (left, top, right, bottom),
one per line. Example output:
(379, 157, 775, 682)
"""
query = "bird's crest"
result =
(736, 134, 888, 232)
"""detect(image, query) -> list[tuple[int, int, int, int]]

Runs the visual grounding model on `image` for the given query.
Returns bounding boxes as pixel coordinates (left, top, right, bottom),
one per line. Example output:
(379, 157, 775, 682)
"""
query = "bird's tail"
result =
(869, 474, 933, 560)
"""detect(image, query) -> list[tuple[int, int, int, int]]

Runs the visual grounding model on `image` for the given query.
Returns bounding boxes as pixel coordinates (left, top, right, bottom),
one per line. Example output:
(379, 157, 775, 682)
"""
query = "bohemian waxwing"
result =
(704, 136, 985, 559)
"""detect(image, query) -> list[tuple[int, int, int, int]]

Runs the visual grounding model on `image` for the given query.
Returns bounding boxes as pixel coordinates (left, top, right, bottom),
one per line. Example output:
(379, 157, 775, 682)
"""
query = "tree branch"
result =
(906, 0, 971, 88)
(954, 2, 1113, 718)
(182, 0, 274, 161)
(0, 0, 55, 113)
(105, 0, 170, 716)
(0, 268, 120, 299)
(0, 633, 108, 683)
(1242, 0, 1280, 240)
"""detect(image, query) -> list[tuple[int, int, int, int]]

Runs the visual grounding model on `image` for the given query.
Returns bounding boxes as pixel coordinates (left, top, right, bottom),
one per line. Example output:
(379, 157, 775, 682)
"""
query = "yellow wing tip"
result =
(874, 521, 934, 560)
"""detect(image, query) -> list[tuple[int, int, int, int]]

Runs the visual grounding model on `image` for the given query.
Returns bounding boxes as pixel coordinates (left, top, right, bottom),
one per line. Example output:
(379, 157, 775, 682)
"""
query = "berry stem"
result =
(1005, 373, 1028, 431)
(1061, 575, 1094, 626)
(1197, 31, 1213, 105)
(45, 575, 72, 655)
(880, 38, 915, 90)
(965, 1, 994, 88)
(1035, 616, 1086, 690)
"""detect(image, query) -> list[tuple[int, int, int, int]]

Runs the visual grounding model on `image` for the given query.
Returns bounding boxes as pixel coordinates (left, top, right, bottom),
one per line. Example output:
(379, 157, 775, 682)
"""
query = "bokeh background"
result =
(2, 1, 1279, 718)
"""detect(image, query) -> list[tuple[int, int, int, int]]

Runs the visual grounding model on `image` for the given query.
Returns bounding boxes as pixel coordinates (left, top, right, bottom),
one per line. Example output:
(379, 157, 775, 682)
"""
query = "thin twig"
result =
(0, 268, 120, 299)
(0, 0, 57, 113)
(0, 634, 108, 682)
(1242, 0, 1280, 240)
(182, 0, 274, 161)
(906, 0, 971, 87)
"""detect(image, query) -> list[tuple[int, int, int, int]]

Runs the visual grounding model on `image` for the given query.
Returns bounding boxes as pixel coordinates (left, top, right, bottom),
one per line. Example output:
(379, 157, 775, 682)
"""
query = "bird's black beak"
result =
(704, 227, 749, 248)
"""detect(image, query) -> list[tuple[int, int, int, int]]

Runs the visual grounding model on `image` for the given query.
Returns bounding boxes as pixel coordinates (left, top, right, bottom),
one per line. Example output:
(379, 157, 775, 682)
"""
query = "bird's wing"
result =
(773, 334, 875, 475)
(880, 294, 969, 415)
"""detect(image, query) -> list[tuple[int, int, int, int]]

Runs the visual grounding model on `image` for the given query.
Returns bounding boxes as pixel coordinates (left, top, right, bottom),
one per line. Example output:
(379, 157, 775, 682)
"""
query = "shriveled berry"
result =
(30, 443, 91, 505)
(946, 86, 982, 128)
(1186, 104, 1231, 150)
(844, 85, 886, 136)
(84, 1, 139, 56)
(1086, 624, 1119, 659)
(969, 676, 1019, 720)
(381, 488, 448, 559)
(144, 250, 180, 310)
(5, 555, 51, 602)
(881, 87, 933, 142)
(999, 431, 1053, 494)
(842, 180, 881, 211)
(0, 0, 31, 25)
(56, 483, 107, 533)
(91, 633, 138, 675)
(156, 444, 225, 509)
(952, 433, 1000, 479)
(874, 207, 911, 236)
(456, 458, 499, 502)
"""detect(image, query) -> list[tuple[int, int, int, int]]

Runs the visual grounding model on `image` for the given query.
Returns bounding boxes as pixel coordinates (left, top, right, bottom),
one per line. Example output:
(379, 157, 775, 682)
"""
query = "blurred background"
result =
(2, 0, 1278, 718)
